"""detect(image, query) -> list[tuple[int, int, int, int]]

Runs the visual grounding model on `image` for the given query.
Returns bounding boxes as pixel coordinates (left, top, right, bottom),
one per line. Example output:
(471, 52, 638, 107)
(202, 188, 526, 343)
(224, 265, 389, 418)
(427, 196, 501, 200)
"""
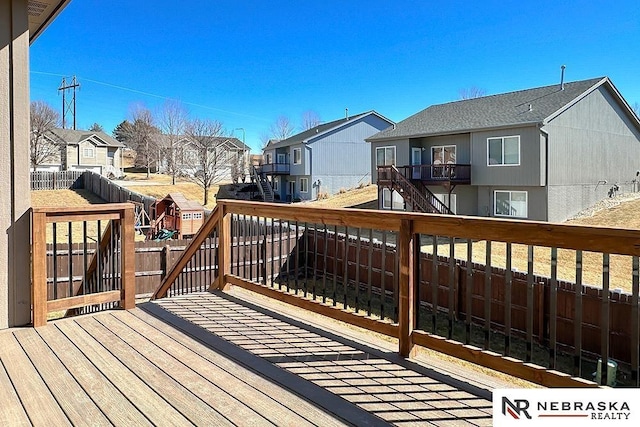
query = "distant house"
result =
(36, 128, 125, 178)
(260, 111, 394, 201)
(156, 135, 250, 183)
(367, 77, 640, 222)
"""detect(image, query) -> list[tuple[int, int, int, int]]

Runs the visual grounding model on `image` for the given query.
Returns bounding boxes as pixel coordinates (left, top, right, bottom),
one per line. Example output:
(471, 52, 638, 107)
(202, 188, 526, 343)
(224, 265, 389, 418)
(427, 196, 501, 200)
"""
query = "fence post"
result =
(217, 205, 231, 290)
(398, 219, 416, 357)
(120, 205, 136, 309)
(31, 209, 48, 327)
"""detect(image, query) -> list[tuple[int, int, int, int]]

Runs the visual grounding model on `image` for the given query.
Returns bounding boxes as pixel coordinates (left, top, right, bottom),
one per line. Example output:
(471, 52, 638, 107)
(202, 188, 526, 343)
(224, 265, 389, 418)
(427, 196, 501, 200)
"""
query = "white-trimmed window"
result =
(494, 190, 527, 218)
(434, 194, 457, 214)
(83, 147, 95, 158)
(193, 212, 203, 220)
(300, 178, 308, 193)
(265, 153, 273, 164)
(293, 147, 302, 164)
(272, 177, 279, 191)
(487, 136, 520, 166)
(376, 146, 396, 166)
(382, 188, 404, 210)
(182, 213, 192, 220)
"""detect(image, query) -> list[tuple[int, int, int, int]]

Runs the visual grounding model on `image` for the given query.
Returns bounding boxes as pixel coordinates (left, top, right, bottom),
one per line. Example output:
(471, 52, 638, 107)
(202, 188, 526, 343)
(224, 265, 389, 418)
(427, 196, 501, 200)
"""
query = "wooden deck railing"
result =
(31, 204, 136, 326)
(154, 200, 640, 387)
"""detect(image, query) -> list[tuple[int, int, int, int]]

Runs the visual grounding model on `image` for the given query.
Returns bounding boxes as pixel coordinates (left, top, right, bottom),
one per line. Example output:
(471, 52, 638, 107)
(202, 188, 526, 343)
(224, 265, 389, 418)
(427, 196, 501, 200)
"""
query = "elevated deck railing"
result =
(154, 200, 640, 387)
(258, 162, 290, 175)
(31, 204, 136, 326)
(396, 164, 472, 184)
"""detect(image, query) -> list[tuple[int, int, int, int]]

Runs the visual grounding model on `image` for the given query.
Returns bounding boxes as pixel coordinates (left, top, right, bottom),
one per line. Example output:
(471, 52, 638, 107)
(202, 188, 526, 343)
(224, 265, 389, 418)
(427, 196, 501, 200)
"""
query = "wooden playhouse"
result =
(152, 193, 204, 239)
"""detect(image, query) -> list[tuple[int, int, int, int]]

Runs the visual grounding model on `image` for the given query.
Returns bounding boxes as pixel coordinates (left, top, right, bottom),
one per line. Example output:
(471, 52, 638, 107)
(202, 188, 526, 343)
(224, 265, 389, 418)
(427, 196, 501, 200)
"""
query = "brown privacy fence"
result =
(30, 170, 85, 190)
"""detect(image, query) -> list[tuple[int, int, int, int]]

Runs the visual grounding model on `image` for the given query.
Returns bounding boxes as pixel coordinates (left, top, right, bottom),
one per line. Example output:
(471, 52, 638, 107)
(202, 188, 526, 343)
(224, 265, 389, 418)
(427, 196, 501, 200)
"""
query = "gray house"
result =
(260, 111, 394, 201)
(368, 77, 640, 222)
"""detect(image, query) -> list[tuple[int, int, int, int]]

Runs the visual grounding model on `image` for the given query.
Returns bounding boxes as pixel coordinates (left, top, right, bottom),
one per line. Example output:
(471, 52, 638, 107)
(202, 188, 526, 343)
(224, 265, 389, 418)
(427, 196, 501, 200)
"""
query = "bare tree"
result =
(459, 86, 487, 100)
(185, 118, 229, 205)
(259, 132, 272, 150)
(88, 123, 104, 132)
(632, 102, 640, 119)
(301, 110, 321, 130)
(30, 100, 61, 169)
(157, 100, 189, 184)
(129, 106, 159, 178)
(270, 116, 295, 141)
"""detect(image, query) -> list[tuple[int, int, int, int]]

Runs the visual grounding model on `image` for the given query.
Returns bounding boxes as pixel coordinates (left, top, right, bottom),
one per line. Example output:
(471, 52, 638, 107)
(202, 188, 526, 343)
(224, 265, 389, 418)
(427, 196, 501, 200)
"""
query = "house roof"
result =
(48, 128, 125, 147)
(155, 134, 250, 151)
(160, 193, 203, 211)
(266, 111, 393, 149)
(368, 77, 617, 141)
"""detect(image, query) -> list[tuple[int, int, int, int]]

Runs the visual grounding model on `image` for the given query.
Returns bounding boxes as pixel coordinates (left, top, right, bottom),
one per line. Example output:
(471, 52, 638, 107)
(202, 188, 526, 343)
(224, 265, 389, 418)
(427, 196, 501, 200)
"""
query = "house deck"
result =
(1, 290, 496, 426)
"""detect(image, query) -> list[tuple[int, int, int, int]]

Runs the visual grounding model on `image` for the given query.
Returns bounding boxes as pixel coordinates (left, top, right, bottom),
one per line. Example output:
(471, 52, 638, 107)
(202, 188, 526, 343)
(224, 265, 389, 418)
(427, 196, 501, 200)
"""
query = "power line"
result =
(58, 76, 80, 129)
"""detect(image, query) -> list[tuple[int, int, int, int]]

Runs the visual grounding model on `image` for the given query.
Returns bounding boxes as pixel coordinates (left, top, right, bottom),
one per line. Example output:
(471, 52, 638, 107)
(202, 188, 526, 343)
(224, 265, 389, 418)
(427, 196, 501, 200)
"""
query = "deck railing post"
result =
(31, 209, 48, 327)
(218, 205, 231, 290)
(121, 205, 136, 310)
(398, 219, 416, 357)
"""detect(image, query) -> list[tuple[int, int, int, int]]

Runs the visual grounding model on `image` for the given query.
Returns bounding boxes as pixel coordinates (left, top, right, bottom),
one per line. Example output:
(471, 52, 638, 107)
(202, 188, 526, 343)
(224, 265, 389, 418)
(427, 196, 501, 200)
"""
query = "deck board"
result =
(13, 329, 111, 426)
(0, 332, 71, 426)
(34, 324, 152, 426)
(54, 319, 193, 426)
(0, 350, 30, 426)
(76, 315, 255, 426)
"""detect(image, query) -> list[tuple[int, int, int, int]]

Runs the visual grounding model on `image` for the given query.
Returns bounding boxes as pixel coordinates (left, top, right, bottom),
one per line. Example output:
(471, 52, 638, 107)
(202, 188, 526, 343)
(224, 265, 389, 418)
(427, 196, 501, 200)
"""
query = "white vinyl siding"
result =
(494, 190, 527, 218)
(293, 148, 301, 164)
(487, 136, 520, 166)
(83, 147, 95, 158)
(300, 178, 308, 193)
(376, 146, 396, 166)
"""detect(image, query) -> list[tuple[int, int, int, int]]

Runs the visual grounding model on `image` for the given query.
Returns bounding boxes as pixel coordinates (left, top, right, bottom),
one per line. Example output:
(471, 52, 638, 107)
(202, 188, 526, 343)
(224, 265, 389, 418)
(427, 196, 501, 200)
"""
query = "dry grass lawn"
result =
(305, 184, 378, 208)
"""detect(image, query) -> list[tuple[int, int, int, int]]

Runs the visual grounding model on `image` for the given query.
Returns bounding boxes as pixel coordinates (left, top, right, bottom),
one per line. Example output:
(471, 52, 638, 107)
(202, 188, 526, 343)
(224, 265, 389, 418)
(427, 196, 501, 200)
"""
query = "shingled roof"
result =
(48, 128, 124, 147)
(368, 77, 607, 141)
(267, 111, 392, 149)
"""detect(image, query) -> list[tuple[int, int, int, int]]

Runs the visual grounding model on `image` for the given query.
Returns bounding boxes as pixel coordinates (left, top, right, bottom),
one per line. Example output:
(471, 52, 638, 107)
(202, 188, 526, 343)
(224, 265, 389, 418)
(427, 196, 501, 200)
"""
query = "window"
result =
(83, 147, 95, 158)
(434, 194, 457, 214)
(300, 178, 308, 193)
(293, 148, 302, 164)
(193, 212, 203, 220)
(382, 188, 404, 210)
(182, 213, 192, 220)
(494, 191, 527, 218)
(265, 153, 272, 164)
(272, 177, 279, 191)
(376, 146, 396, 166)
(487, 136, 520, 166)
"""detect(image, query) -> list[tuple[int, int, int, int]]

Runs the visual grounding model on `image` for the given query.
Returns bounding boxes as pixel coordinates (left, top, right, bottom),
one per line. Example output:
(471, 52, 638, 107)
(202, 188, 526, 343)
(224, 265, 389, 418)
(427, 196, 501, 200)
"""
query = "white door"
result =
(411, 147, 422, 179)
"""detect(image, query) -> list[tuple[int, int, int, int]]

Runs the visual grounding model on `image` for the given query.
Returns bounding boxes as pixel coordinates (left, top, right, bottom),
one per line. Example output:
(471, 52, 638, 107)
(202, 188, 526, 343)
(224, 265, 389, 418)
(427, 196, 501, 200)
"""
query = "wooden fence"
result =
(30, 170, 85, 190)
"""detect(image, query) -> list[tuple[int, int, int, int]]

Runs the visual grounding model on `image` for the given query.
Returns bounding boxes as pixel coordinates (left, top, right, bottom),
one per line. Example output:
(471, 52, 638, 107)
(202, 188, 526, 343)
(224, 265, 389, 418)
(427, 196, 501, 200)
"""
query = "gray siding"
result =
(426, 185, 478, 216)
(370, 139, 410, 182)
(289, 144, 310, 176)
(476, 186, 547, 221)
(471, 125, 544, 187)
(415, 134, 471, 164)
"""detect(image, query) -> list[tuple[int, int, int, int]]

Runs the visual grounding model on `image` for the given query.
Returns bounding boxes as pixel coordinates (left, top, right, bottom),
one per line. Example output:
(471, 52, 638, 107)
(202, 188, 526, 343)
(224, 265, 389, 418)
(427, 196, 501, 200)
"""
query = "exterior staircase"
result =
(251, 165, 275, 202)
(378, 166, 453, 215)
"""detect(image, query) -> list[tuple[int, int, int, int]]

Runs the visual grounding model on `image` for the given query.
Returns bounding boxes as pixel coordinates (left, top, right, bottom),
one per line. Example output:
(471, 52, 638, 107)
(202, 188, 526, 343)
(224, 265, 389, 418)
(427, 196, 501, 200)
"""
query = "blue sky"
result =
(30, 0, 639, 151)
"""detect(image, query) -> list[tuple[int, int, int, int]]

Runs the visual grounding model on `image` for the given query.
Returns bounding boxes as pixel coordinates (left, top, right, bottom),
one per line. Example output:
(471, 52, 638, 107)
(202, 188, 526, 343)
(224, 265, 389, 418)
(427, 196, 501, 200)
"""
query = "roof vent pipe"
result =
(345, 108, 349, 120)
(560, 65, 566, 90)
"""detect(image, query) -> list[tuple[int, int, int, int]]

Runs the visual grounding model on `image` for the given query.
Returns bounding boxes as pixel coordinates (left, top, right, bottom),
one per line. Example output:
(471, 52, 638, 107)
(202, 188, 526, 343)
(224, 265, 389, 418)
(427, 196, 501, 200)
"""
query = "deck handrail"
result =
(152, 205, 222, 299)
(153, 199, 640, 387)
(31, 204, 135, 327)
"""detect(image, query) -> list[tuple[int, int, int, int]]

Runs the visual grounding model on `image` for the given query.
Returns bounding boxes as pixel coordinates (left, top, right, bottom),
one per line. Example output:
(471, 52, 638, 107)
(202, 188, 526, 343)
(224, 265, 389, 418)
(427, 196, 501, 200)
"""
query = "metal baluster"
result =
(313, 224, 318, 300)
(632, 256, 639, 387)
(600, 253, 610, 385)
(53, 223, 58, 300)
(526, 246, 534, 362)
(367, 229, 373, 316)
(355, 228, 361, 313)
(574, 250, 583, 377)
(303, 222, 308, 297)
(333, 225, 338, 306)
(483, 241, 491, 350)
(343, 227, 349, 309)
(549, 247, 558, 369)
(294, 221, 300, 294)
(448, 237, 455, 340)
(416, 234, 422, 330)
(68, 222, 73, 297)
(322, 225, 328, 303)
(504, 243, 512, 356)
(381, 231, 387, 320)
(431, 235, 438, 334)
(465, 239, 473, 344)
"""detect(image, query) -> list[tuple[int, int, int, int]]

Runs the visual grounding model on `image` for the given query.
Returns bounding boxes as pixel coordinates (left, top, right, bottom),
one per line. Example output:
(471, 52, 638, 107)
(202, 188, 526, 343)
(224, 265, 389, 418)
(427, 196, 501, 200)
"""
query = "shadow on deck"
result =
(1, 290, 495, 426)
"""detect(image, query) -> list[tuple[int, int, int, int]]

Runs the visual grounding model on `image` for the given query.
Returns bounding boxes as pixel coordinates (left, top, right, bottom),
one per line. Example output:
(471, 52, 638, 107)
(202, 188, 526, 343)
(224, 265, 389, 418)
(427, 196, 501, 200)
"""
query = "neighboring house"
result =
(37, 128, 125, 178)
(157, 135, 250, 183)
(260, 111, 394, 202)
(368, 77, 640, 222)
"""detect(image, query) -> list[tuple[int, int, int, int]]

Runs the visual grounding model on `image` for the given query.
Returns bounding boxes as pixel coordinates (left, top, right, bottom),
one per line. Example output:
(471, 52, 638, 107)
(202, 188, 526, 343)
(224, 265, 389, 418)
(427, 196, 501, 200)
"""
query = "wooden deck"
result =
(1, 291, 495, 426)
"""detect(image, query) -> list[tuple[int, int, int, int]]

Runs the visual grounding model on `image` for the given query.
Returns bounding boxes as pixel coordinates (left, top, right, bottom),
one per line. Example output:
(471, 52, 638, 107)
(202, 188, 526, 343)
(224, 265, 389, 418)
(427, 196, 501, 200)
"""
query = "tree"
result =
(88, 123, 104, 132)
(301, 110, 321, 130)
(459, 86, 486, 100)
(185, 118, 230, 205)
(112, 120, 134, 145)
(30, 100, 61, 168)
(129, 106, 159, 178)
(269, 115, 295, 141)
(157, 100, 189, 185)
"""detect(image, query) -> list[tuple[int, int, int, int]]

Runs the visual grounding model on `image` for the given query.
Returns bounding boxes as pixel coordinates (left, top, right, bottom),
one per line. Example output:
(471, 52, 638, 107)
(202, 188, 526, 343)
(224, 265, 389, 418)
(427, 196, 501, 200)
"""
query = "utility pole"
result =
(58, 76, 80, 129)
